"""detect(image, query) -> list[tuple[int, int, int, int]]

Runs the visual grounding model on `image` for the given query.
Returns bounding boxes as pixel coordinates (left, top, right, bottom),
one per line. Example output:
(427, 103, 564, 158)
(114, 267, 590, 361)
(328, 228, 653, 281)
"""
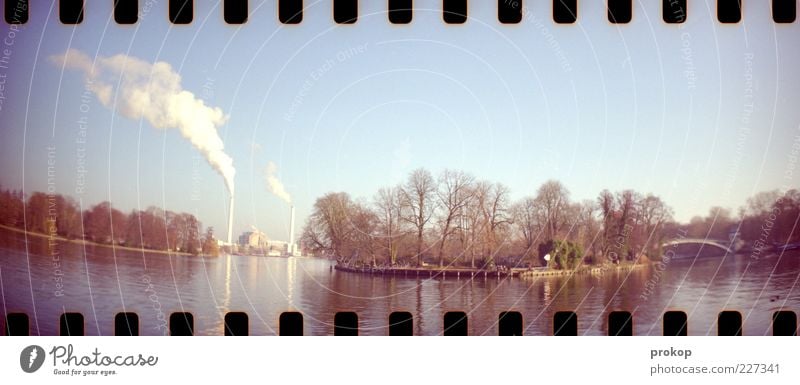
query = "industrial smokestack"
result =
(289, 205, 295, 254)
(227, 196, 235, 245)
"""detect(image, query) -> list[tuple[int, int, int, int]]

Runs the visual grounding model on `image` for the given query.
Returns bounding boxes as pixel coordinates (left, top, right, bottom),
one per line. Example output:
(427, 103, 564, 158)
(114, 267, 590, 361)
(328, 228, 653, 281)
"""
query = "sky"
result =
(1, 0, 799, 243)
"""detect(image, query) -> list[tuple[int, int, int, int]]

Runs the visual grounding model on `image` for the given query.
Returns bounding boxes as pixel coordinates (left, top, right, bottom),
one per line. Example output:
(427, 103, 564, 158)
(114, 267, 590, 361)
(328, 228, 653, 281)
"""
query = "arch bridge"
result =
(662, 238, 733, 254)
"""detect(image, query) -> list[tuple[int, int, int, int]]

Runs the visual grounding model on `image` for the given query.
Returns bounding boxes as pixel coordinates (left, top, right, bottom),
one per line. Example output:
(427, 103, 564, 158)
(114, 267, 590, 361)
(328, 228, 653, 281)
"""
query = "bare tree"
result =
(480, 182, 511, 266)
(616, 190, 640, 260)
(400, 169, 438, 266)
(374, 186, 405, 265)
(597, 189, 616, 258)
(462, 182, 489, 267)
(534, 180, 571, 242)
(347, 201, 380, 265)
(574, 200, 601, 261)
(301, 192, 356, 260)
(742, 190, 781, 218)
(511, 196, 542, 262)
(635, 194, 673, 256)
(435, 170, 475, 266)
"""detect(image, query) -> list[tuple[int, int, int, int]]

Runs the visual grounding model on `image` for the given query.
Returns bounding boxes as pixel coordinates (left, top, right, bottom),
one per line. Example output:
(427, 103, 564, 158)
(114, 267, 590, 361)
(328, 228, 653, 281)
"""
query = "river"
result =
(1, 227, 798, 335)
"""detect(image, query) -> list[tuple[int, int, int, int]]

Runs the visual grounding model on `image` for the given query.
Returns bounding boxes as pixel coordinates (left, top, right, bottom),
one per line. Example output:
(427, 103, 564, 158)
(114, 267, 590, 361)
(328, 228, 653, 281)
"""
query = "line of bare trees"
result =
(3, 177, 797, 264)
(301, 168, 800, 269)
(0, 187, 220, 256)
(301, 168, 678, 269)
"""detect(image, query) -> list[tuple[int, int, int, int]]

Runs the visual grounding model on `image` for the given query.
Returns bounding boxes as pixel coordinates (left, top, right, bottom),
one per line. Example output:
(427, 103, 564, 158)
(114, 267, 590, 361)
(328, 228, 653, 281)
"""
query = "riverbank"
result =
(0, 224, 193, 257)
(334, 262, 647, 279)
(518, 262, 645, 278)
(334, 264, 521, 278)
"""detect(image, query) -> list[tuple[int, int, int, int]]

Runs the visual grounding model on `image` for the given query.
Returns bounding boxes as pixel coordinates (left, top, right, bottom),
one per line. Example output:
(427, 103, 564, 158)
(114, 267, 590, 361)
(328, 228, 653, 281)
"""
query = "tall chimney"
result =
(227, 196, 234, 245)
(289, 205, 295, 252)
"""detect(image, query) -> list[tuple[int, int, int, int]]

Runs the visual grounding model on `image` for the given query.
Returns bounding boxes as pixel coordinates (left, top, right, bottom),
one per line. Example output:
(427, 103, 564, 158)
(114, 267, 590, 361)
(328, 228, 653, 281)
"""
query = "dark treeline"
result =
(0, 187, 220, 256)
(301, 168, 800, 270)
(679, 189, 800, 255)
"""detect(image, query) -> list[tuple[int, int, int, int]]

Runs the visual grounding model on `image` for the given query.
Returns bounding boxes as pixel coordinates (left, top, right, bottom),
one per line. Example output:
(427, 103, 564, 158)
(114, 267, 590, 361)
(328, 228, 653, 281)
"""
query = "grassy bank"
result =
(0, 224, 194, 257)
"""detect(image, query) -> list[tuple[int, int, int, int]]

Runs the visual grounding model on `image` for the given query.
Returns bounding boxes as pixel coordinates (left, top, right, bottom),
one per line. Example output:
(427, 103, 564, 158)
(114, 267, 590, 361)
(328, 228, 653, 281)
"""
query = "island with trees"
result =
(300, 168, 800, 278)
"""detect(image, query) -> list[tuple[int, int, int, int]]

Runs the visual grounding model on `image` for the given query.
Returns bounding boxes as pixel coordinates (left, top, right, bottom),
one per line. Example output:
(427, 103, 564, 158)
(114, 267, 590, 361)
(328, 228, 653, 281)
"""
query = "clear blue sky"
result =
(1, 1, 799, 242)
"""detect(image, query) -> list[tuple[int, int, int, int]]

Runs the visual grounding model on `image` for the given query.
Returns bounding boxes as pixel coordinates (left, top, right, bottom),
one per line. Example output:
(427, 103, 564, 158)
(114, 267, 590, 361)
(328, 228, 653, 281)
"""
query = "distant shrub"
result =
(548, 240, 584, 270)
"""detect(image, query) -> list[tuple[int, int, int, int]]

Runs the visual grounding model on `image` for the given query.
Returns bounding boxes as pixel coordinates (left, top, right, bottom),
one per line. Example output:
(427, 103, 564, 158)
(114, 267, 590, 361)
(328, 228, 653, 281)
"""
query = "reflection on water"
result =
(0, 228, 798, 335)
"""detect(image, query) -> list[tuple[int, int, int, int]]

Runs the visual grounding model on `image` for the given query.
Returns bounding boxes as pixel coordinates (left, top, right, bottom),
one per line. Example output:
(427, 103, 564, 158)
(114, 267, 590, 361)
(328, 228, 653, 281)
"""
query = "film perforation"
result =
(113, 0, 138, 24)
(224, 312, 249, 336)
(169, 312, 194, 336)
(114, 312, 139, 336)
(388, 312, 414, 336)
(553, 0, 578, 24)
(608, 0, 632, 24)
(168, 0, 193, 24)
(771, 311, 798, 336)
(388, 0, 413, 23)
(608, 311, 633, 336)
(333, 311, 359, 336)
(4, 312, 29, 336)
(498, 0, 522, 24)
(224, 0, 248, 24)
(279, 0, 303, 24)
(59, 0, 84, 24)
(443, 0, 468, 24)
(279, 312, 303, 336)
(59, 312, 84, 336)
(773, 0, 797, 23)
(333, 0, 358, 24)
(553, 311, 578, 336)
(663, 0, 687, 23)
(717, 311, 743, 336)
(443, 311, 468, 336)
(663, 311, 689, 336)
(717, 0, 742, 23)
(498, 311, 523, 336)
(3, 0, 26, 24)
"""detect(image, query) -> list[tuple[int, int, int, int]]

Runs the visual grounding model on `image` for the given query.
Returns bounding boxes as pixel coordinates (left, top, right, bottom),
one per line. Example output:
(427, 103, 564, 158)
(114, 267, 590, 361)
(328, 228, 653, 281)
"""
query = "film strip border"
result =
(2, 310, 798, 336)
(2, 0, 798, 25)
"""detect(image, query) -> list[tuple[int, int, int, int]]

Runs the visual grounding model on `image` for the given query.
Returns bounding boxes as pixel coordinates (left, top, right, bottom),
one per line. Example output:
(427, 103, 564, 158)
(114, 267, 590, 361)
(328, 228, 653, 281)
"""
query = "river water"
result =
(1, 228, 798, 335)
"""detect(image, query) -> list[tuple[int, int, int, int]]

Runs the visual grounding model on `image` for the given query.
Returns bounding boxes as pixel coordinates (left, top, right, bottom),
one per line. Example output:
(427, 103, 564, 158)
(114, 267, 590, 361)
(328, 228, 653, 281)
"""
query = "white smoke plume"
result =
(50, 49, 236, 194)
(264, 161, 291, 204)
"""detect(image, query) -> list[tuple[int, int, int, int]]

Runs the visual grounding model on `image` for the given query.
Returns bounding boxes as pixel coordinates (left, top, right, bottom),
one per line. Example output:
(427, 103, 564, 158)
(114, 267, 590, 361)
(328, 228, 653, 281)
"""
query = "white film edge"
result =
(0, 0, 798, 383)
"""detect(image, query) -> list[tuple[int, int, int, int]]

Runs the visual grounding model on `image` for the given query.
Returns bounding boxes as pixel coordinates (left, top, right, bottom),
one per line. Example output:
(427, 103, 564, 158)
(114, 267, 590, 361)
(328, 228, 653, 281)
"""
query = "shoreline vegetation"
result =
(302, 168, 800, 274)
(0, 224, 193, 257)
(2, 169, 799, 267)
(333, 260, 646, 279)
(0, 187, 222, 257)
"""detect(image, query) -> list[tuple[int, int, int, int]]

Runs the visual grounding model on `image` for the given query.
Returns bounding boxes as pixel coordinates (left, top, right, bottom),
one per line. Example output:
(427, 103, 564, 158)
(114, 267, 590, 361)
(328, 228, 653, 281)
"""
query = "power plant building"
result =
(238, 230, 298, 256)
(238, 230, 267, 248)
